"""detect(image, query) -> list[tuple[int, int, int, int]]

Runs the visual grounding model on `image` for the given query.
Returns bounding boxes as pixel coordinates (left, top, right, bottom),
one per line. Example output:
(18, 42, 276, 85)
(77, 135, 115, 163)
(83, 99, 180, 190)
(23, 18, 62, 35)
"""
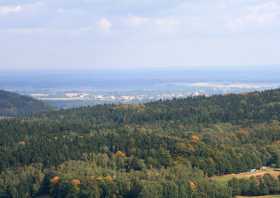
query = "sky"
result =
(0, 0, 280, 71)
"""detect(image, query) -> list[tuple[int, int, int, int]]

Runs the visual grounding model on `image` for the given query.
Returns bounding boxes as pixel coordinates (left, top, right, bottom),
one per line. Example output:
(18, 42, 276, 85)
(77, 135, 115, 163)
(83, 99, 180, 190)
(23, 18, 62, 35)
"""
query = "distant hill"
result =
(42, 88, 280, 125)
(0, 90, 51, 117)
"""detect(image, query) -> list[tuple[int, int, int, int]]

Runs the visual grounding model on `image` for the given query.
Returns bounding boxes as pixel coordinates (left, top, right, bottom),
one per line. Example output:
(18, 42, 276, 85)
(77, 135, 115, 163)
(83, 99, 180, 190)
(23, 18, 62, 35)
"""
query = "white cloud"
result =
(126, 16, 150, 26)
(124, 15, 180, 33)
(155, 17, 180, 27)
(97, 18, 112, 31)
(0, 5, 22, 15)
(227, 1, 280, 31)
(0, 2, 46, 17)
(56, 7, 85, 16)
(0, 27, 46, 34)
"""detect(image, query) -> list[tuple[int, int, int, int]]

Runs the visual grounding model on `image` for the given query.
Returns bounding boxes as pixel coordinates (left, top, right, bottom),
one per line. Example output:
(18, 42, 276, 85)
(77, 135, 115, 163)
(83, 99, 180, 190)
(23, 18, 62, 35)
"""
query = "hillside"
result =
(0, 90, 51, 117)
(1, 89, 280, 197)
(40, 88, 280, 125)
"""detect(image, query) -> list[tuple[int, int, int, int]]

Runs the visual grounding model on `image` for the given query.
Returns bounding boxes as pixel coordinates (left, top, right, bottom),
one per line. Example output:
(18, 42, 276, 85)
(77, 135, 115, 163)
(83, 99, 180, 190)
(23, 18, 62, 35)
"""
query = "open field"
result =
(212, 168, 280, 186)
(236, 195, 280, 198)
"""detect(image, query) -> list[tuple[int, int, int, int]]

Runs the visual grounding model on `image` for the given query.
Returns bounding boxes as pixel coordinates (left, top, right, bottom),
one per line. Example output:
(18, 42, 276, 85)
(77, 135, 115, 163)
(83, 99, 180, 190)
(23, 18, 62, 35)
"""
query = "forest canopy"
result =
(1, 89, 280, 197)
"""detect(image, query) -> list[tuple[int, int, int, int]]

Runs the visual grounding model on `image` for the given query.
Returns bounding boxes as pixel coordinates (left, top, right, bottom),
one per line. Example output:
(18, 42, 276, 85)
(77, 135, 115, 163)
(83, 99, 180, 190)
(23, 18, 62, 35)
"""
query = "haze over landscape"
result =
(1, 0, 280, 198)
(0, 67, 279, 108)
(1, 0, 280, 108)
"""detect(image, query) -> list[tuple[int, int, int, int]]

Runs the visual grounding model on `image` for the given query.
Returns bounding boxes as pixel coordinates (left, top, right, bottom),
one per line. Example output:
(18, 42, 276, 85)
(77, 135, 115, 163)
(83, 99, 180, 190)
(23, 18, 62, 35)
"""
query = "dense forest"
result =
(1, 89, 280, 197)
(0, 90, 50, 117)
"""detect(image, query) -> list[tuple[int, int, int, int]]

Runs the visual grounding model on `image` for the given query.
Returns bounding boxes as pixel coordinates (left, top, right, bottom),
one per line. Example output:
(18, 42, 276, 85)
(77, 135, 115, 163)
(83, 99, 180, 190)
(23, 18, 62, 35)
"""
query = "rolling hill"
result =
(1, 89, 280, 197)
(0, 90, 51, 117)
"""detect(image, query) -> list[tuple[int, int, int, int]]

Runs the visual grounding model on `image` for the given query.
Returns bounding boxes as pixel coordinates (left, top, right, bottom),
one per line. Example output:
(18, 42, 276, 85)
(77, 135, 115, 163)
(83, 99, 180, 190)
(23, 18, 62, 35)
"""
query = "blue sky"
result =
(0, 0, 280, 71)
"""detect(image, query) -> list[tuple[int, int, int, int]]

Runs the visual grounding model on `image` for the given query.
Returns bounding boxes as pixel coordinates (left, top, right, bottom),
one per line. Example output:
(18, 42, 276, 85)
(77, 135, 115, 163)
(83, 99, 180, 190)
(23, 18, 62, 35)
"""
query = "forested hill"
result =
(42, 88, 280, 125)
(0, 90, 50, 117)
(1, 88, 280, 197)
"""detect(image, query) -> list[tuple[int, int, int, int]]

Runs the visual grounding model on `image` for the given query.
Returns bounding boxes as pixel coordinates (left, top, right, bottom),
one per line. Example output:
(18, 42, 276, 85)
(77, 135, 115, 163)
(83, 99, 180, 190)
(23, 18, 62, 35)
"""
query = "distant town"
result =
(16, 82, 280, 109)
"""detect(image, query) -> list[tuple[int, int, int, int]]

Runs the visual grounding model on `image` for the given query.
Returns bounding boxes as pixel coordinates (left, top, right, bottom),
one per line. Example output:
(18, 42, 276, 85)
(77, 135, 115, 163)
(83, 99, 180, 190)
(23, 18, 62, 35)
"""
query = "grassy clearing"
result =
(236, 195, 280, 198)
(211, 167, 280, 186)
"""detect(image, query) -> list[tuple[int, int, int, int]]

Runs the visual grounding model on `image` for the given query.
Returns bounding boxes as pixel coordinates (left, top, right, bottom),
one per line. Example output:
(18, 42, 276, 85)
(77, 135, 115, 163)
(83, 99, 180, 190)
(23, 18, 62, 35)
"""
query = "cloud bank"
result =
(0, 0, 279, 70)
